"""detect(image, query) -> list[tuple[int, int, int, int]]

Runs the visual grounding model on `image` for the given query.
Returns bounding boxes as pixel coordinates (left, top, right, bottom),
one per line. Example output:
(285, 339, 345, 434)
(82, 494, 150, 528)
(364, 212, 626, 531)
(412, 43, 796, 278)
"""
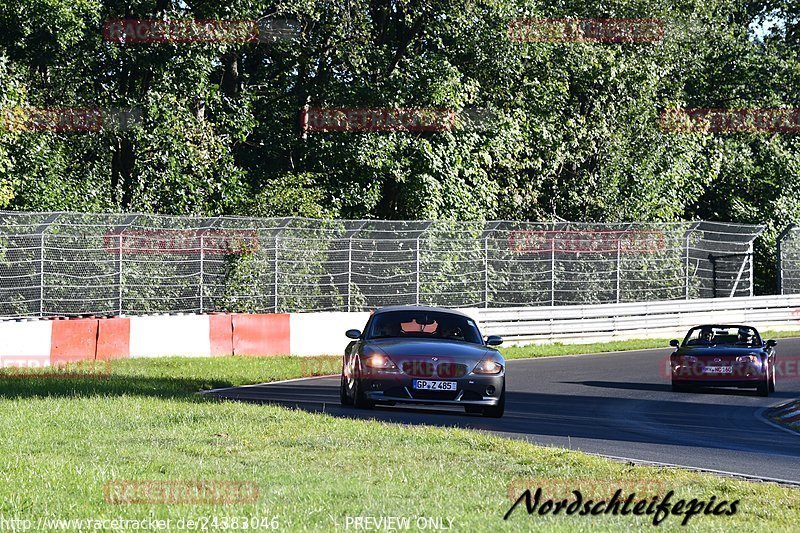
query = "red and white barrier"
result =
(232, 314, 290, 356)
(51, 318, 98, 364)
(289, 312, 370, 356)
(2, 294, 800, 367)
(0, 313, 299, 367)
(0, 320, 53, 368)
(129, 315, 212, 358)
(97, 317, 130, 360)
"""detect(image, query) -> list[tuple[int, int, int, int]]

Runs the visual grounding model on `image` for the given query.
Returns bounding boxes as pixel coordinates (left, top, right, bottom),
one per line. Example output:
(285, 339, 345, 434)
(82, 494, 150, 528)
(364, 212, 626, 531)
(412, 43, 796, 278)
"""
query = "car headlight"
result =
(473, 359, 503, 374)
(680, 356, 698, 365)
(736, 354, 758, 364)
(363, 354, 398, 371)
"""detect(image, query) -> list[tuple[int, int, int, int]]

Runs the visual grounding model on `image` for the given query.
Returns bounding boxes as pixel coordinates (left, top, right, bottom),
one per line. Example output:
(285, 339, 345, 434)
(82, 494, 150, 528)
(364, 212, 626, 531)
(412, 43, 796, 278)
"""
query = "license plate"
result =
(413, 380, 457, 391)
(704, 366, 733, 374)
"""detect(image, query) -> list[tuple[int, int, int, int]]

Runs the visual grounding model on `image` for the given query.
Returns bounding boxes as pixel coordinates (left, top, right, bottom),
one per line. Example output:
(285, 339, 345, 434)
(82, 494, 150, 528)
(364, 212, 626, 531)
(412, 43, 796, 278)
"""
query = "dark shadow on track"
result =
(560, 380, 800, 397)
(561, 381, 673, 393)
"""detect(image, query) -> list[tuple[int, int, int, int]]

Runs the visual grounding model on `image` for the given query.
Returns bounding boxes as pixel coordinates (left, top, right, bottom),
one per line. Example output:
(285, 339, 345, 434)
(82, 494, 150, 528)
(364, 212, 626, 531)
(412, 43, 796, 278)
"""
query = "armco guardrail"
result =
(476, 295, 800, 344)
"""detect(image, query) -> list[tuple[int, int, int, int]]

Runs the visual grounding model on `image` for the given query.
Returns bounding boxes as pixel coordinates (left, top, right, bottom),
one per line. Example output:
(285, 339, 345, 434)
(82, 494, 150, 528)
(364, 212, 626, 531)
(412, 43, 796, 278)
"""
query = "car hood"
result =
(365, 338, 497, 365)
(674, 346, 767, 358)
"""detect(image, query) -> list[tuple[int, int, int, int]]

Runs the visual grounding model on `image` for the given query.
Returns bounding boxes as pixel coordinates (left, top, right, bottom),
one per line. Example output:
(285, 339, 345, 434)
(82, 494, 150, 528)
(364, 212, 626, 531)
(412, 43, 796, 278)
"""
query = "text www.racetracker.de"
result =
(0, 516, 281, 531)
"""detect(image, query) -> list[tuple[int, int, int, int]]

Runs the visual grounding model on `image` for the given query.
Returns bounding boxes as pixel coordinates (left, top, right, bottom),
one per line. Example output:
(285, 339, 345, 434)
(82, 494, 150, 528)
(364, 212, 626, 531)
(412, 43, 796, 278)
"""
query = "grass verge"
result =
(0, 356, 798, 531)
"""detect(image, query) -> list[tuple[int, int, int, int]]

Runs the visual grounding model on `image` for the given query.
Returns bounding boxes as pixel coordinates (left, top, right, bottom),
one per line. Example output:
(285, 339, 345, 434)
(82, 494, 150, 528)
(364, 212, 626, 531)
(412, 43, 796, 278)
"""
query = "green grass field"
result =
(1, 338, 799, 531)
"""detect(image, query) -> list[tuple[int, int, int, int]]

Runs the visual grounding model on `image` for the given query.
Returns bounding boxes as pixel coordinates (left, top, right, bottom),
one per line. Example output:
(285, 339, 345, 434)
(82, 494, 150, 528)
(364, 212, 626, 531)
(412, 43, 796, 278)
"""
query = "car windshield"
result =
(367, 310, 483, 344)
(683, 326, 761, 347)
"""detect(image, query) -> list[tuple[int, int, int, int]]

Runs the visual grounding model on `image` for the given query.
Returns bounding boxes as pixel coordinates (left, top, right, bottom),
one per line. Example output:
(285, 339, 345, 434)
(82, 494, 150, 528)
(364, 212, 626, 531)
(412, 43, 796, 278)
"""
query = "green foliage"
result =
(248, 172, 335, 218)
(0, 0, 798, 291)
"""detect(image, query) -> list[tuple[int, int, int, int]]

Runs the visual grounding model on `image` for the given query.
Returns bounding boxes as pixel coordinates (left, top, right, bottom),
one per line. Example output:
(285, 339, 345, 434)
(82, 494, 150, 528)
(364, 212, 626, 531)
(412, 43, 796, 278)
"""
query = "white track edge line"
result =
(587, 452, 800, 487)
(756, 400, 800, 438)
(199, 374, 338, 395)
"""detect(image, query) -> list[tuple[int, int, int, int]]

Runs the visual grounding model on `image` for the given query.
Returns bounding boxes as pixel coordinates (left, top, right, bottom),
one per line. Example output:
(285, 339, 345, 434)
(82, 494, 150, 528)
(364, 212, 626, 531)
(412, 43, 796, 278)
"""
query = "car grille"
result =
(401, 361, 469, 378)
(402, 361, 435, 377)
(436, 363, 468, 378)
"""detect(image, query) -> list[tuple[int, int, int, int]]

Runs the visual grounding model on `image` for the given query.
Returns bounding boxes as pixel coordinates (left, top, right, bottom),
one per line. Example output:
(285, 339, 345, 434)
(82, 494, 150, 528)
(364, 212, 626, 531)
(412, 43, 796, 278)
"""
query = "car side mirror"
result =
(486, 335, 503, 346)
(669, 339, 679, 347)
(345, 329, 361, 339)
(766, 339, 777, 347)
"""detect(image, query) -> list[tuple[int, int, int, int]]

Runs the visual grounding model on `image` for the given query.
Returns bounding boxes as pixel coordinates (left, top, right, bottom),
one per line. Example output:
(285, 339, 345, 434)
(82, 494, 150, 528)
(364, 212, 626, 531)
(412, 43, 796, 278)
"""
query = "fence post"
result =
(347, 235, 353, 312)
(550, 237, 555, 306)
(274, 236, 280, 312)
(685, 233, 690, 299)
(199, 235, 205, 314)
(415, 236, 421, 306)
(484, 235, 489, 308)
(709, 254, 718, 298)
(748, 242, 754, 297)
(616, 238, 621, 303)
(39, 233, 45, 316)
(776, 224, 795, 295)
(118, 233, 124, 315)
(777, 233, 784, 295)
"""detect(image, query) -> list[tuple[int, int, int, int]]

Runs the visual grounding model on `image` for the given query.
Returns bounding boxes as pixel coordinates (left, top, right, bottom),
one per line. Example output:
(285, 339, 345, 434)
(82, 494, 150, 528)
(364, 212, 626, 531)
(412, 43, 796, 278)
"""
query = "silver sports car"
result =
(340, 306, 505, 417)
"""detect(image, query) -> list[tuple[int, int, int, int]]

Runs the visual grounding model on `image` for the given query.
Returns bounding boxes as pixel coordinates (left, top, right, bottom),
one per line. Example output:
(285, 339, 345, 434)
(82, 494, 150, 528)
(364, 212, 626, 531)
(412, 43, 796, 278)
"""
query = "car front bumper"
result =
(671, 363, 766, 387)
(362, 374, 504, 406)
(672, 378, 763, 388)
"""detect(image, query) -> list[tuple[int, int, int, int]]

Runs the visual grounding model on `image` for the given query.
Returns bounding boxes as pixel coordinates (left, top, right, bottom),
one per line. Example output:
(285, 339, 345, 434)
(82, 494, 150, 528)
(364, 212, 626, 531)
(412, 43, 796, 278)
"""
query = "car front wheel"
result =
(352, 370, 374, 409)
(757, 364, 770, 397)
(769, 361, 776, 393)
(340, 374, 352, 406)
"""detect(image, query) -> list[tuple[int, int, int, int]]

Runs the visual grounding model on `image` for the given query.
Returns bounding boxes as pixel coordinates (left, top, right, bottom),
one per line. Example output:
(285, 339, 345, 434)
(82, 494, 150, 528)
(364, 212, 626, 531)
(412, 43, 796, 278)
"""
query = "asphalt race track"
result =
(205, 339, 800, 483)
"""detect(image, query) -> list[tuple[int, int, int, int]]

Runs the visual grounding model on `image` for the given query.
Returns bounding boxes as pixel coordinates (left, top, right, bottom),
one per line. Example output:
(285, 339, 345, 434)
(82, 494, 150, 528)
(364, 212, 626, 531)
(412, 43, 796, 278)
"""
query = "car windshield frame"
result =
(365, 310, 484, 345)
(681, 325, 762, 347)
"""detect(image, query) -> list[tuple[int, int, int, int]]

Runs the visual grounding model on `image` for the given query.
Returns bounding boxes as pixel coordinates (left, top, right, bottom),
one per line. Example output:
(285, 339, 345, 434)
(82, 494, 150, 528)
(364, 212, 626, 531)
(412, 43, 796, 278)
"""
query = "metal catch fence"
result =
(0, 212, 764, 317)
(778, 224, 800, 295)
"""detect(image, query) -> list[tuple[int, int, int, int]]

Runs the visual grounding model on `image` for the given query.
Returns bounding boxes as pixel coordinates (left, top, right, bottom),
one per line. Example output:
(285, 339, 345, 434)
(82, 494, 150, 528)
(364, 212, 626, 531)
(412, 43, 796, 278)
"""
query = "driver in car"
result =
(439, 322, 464, 340)
(688, 327, 714, 345)
(376, 321, 400, 337)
